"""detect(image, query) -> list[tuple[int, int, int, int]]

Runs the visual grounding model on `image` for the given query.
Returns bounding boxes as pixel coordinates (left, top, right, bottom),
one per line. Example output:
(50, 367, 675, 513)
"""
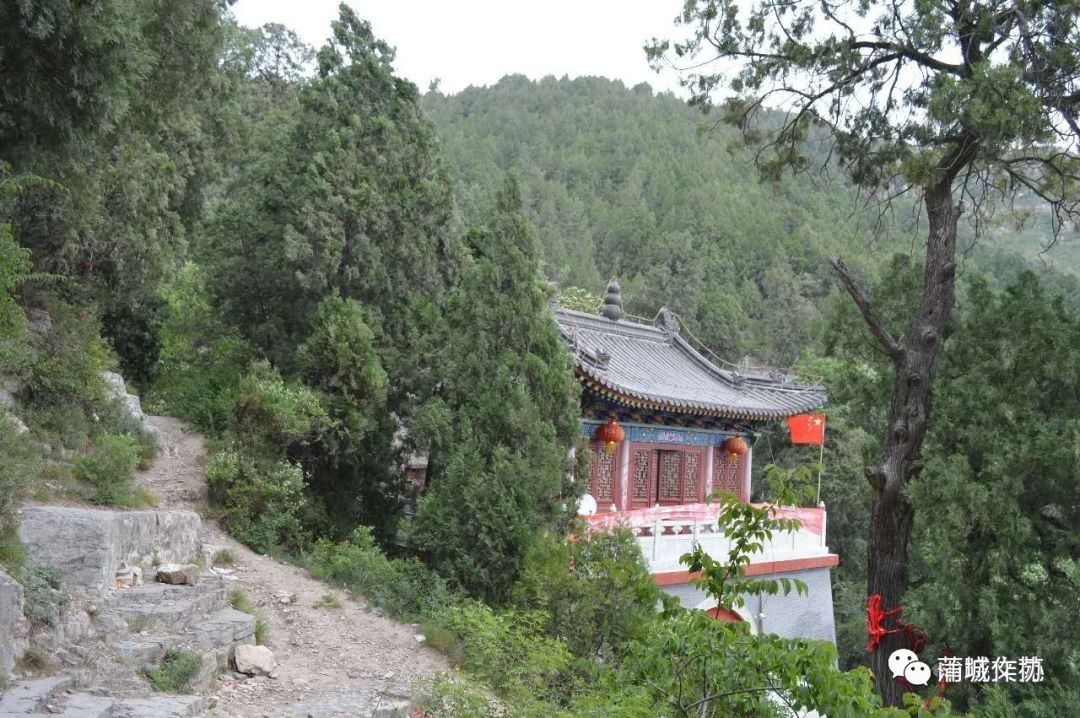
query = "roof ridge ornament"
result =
(659, 307, 679, 339)
(601, 277, 623, 322)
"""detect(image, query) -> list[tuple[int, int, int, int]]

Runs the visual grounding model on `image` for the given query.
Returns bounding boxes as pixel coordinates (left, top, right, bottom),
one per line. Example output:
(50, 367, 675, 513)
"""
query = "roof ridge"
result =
(554, 306, 670, 342)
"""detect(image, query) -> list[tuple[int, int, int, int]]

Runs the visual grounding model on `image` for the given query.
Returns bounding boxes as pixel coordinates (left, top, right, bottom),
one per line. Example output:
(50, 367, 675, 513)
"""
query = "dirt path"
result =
(137, 416, 447, 717)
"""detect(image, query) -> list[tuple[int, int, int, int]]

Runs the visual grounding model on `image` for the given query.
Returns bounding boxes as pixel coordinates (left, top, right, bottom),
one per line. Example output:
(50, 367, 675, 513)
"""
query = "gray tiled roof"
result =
(555, 307, 826, 421)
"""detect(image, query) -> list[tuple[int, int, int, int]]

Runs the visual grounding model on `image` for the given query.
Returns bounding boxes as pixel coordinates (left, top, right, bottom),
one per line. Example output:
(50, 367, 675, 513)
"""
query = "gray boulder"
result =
(233, 644, 276, 676)
(100, 371, 160, 442)
(155, 564, 200, 586)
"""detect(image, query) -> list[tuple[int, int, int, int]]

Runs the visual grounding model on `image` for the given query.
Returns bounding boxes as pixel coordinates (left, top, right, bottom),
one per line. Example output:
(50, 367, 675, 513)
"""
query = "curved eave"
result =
(576, 367, 826, 422)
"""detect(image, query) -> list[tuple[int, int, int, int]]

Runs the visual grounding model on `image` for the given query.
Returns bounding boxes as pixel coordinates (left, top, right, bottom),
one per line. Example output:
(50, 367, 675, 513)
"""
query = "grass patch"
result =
(16, 647, 50, 675)
(228, 587, 269, 645)
(129, 485, 159, 508)
(228, 587, 255, 614)
(136, 431, 158, 471)
(142, 649, 202, 693)
(254, 615, 269, 645)
(0, 529, 27, 573)
(314, 592, 343, 609)
(20, 566, 66, 628)
(212, 549, 236, 566)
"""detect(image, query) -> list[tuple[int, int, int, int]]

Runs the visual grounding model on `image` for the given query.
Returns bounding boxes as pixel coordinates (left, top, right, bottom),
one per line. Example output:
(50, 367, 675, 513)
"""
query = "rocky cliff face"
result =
(0, 569, 29, 678)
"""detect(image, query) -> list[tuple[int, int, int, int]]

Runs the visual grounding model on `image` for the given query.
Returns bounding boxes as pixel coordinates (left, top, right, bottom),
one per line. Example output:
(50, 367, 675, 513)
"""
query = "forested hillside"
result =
(424, 75, 1080, 366)
(1, 2, 1077, 715)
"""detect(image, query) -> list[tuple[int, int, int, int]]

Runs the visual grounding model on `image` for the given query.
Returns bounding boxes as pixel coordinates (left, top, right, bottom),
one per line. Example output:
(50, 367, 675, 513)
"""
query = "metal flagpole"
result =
(815, 441, 824, 505)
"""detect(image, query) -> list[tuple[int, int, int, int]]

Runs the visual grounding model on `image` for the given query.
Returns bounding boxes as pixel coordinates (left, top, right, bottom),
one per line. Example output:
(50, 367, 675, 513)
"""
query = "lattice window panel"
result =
(590, 450, 615, 501)
(658, 451, 682, 501)
(713, 448, 742, 496)
(632, 450, 651, 502)
(683, 452, 701, 502)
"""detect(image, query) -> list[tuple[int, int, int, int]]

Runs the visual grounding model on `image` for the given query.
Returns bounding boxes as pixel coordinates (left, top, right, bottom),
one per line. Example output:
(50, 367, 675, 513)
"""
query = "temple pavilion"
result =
(555, 280, 838, 643)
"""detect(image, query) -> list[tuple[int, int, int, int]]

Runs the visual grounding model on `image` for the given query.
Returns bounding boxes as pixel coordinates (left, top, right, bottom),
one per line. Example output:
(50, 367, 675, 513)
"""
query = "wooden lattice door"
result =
(629, 445, 654, 508)
(656, 450, 683, 505)
(588, 442, 617, 507)
(713, 447, 744, 500)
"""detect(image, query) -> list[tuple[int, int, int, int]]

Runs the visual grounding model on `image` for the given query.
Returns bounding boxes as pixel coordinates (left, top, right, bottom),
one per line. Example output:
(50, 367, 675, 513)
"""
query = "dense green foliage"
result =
(414, 179, 581, 603)
(193, 7, 462, 538)
(653, 0, 1080, 703)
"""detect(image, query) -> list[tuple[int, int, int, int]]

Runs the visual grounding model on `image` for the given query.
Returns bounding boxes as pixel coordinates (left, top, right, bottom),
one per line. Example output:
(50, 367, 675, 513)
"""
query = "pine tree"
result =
(415, 178, 581, 604)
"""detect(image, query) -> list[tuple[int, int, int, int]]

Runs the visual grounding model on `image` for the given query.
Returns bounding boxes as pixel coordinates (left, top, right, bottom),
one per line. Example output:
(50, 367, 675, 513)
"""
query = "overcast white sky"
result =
(231, 1, 689, 95)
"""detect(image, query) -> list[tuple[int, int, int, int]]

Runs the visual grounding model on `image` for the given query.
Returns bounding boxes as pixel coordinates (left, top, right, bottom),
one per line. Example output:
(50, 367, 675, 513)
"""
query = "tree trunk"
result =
(869, 180, 958, 706)
(834, 179, 960, 707)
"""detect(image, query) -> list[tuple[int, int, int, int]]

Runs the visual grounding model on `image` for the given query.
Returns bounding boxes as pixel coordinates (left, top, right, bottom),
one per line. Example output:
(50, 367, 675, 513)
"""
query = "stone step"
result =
(113, 695, 205, 718)
(0, 675, 74, 715)
(109, 607, 254, 668)
(106, 574, 226, 606)
(100, 576, 227, 636)
(109, 636, 176, 666)
(182, 608, 255, 652)
(50, 692, 115, 718)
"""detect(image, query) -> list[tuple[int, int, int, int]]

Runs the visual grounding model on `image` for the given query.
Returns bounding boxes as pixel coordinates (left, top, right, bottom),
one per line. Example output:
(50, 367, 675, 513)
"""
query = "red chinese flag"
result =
(787, 413, 826, 445)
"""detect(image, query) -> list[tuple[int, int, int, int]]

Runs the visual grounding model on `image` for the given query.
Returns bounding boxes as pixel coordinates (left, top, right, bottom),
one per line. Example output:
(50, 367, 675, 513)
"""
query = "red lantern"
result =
(723, 435, 748, 461)
(594, 418, 625, 455)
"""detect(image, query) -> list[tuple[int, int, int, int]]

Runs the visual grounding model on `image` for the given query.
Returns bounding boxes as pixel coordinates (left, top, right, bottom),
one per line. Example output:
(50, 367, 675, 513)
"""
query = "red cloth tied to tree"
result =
(865, 593, 928, 653)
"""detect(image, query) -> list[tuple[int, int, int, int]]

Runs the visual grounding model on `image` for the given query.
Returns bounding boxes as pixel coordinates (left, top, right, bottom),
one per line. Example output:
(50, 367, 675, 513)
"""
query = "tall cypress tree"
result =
(202, 5, 461, 535)
(415, 177, 581, 604)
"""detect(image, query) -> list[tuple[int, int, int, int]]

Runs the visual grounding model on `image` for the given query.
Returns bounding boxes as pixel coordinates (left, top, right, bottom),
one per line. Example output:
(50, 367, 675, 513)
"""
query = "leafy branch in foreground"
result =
(681, 464, 814, 611)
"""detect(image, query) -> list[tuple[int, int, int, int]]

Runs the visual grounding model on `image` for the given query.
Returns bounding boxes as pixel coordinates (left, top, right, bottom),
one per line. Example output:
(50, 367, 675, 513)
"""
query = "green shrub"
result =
(20, 565, 66, 628)
(73, 434, 140, 505)
(313, 593, 342, 609)
(0, 413, 40, 549)
(206, 447, 309, 553)
(211, 549, 235, 566)
(0, 530, 27, 573)
(425, 600, 573, 707)
(309, 526, 456, 619)
(142, 649, 202, 693)
(21, 301, 110, 414)
(228, 587, 255, 614)
(231, 361, 325, 449)
(417, 674, 506, 718)
(513, 526, 660, 660)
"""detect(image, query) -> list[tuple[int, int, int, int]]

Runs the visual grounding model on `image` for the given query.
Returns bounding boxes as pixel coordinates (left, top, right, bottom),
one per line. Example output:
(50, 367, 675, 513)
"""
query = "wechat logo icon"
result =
(889, 648, 932, 686)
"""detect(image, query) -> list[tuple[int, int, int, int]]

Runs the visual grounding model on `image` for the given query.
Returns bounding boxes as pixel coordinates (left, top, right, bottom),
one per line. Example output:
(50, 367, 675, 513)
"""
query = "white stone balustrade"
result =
(585, 503, 830, 575)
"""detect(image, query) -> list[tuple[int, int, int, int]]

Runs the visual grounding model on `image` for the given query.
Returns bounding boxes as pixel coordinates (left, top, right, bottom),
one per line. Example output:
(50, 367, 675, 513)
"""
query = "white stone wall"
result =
(663, 566, 838, 644)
